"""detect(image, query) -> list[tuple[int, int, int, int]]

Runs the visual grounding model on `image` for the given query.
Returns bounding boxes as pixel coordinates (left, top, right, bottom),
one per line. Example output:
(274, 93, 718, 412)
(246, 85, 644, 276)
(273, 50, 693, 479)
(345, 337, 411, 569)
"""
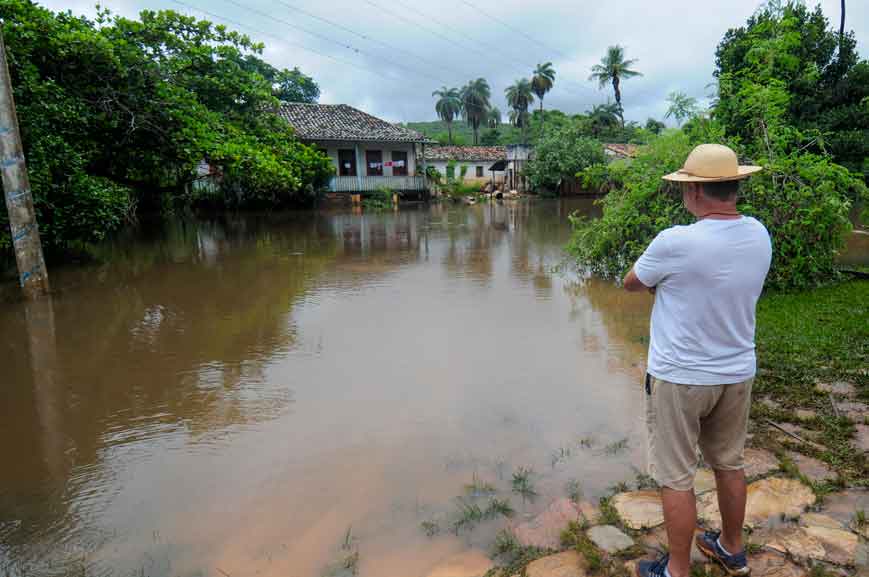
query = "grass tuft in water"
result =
(511, 467, 538, 504)
(632, 468, 659, 490)
(491, 528, 520, 558)
(484, 497, 515, 519)
(420, 520, 440, 537)
(604, 438, 629, 455)
(550, 446, 572, 468)
(451, 497, 485, 534)
(566, 478, 584, 504)
(465, 472, 497, 498)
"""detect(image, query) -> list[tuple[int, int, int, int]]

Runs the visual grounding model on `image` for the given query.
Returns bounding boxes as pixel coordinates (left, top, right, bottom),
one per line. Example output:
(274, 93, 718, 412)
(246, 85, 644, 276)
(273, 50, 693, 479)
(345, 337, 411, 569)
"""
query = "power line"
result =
(216, 0, 451, 85)
(390, 0, 538, 71)
(456, 0, 570, 60)
(267, 0, 471, 81)
(170, 0, 396, 81)
(363, 0, 492, 62)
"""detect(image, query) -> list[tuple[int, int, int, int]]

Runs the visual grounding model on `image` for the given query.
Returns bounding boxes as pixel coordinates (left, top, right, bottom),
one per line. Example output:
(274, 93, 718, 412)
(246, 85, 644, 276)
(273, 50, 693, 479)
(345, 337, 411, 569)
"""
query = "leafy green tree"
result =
(505, 78, 535, 144)
(488, 107, 502, 128)
(664, 91, 700, 125)
(525, 123, 606, 193)
(589, 45, 642, 125)
(433, 86, 463, 145)
(715, 1, 867, 179)
(586, 103, 621, 139)
(531, 62, 556, 130)
(0, 1, 332, 258)
(460, 78, 491, 145)
(645, 118, 666, 134)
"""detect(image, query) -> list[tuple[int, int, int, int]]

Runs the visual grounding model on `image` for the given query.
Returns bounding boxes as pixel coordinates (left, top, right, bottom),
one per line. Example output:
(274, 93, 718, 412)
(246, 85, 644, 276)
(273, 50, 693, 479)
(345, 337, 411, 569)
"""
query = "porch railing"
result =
(329, 175, 426, 193)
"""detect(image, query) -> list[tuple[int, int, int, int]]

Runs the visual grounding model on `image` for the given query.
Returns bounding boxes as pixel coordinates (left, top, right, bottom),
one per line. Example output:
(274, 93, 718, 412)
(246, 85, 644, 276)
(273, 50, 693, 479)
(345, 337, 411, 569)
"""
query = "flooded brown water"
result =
(0, 200, 864, 577)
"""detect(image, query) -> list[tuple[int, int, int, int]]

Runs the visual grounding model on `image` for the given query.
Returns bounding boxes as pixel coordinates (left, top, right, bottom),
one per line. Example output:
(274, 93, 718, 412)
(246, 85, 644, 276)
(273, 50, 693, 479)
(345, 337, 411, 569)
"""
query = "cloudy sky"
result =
(45, 0, 866, 125)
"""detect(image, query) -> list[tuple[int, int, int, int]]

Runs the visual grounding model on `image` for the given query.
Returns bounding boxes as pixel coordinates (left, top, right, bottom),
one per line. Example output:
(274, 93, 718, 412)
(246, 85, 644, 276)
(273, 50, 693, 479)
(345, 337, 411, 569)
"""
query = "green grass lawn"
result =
(752, 279, 868, 483)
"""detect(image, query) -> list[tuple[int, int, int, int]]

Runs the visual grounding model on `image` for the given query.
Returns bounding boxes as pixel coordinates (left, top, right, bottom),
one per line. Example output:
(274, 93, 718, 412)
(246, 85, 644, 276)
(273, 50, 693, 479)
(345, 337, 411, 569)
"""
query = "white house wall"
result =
(311, 140, 418, 177)
(427, 160, 504, 182)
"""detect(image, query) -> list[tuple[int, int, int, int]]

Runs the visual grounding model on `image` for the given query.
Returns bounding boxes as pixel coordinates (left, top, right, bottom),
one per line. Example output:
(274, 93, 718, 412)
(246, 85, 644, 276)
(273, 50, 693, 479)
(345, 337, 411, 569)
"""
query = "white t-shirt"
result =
(634, 216, 772, 385)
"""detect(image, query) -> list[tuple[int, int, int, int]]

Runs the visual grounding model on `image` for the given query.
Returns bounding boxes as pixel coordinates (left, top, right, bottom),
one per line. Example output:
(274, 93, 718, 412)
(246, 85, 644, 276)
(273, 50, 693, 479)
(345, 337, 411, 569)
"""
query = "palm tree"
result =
(588, 45, 642, 125)
(487, 107, 502, 129)
(505, 78, 535, 144)
(433, 86, 463, 145)
(664, 91, 699, 125)
(586, 102, 621, 138)
(460, 78, 491, 145)
(531, 62, 556, 130)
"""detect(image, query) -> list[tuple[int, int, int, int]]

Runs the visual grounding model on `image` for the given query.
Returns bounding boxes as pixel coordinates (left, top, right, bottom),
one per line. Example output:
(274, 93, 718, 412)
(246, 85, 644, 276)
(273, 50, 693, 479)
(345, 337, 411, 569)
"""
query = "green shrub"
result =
(525, 123, 606, 193)
(566, 127, 865, 290)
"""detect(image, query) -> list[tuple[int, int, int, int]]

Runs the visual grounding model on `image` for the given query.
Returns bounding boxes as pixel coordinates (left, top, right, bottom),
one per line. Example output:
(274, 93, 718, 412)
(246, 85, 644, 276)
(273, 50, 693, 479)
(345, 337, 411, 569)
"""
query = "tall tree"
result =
(588, 45, 642, 125)
(664, 91, 699, 125)
(460, 78, 491, 145)
(531, 62, 556, 130)
(487, 106, 502, 128)
(432, 86, 463, 145)
(585, 103, 621, 138)
(505, 78, 535, 144)
(839, 0, 845, 60)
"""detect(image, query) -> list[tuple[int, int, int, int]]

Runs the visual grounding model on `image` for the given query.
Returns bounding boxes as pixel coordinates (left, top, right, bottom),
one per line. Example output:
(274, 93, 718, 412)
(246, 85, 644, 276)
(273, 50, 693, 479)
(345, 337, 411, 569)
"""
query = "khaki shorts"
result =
(645, 375, 753, 491)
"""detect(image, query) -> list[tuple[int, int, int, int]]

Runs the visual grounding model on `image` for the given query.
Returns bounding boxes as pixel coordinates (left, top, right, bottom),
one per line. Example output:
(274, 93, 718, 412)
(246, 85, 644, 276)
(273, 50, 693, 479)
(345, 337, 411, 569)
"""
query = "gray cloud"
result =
(43, 0, 868, 125)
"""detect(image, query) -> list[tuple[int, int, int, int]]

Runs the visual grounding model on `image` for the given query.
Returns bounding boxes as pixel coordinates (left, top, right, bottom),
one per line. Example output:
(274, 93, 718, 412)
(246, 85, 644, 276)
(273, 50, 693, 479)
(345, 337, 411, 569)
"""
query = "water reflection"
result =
(0, 201, 657, 577)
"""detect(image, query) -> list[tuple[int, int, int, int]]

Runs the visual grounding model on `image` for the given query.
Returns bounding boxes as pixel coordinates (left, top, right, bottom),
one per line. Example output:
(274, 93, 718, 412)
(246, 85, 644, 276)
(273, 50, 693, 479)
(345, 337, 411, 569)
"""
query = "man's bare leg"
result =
(713, 469, 747, 553)
(662, 487, 696, 577)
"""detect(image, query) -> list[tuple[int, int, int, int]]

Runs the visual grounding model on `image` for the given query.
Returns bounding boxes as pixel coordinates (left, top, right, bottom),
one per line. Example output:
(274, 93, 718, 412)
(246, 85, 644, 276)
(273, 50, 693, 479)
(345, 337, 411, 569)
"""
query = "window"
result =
(391, 151, 408, 176)
(476, 166, 484, 177)
(338, 149, 356, 176)
(366, 150, 383, 176)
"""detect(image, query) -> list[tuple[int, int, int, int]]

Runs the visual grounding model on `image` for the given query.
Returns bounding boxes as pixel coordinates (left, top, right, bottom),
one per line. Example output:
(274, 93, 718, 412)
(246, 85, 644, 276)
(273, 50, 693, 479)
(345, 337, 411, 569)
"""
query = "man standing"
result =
(625, 144, 771, 577)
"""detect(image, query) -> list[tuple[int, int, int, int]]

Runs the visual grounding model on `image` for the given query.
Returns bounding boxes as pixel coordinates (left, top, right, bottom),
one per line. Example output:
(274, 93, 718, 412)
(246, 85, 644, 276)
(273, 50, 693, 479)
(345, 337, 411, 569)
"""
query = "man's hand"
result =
(623, 267, 655, 293)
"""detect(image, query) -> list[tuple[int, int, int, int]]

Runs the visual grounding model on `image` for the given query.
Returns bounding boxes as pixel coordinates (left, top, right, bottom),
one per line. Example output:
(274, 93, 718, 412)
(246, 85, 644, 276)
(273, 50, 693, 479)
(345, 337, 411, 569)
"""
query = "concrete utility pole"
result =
(0, 24, 49, 298)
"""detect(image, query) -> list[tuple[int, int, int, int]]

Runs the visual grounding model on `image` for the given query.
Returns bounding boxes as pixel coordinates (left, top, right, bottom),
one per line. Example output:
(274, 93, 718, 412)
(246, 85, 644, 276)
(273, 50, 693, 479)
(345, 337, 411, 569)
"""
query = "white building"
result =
(278, 103, 436, 195)
(423, 146, 508, 185)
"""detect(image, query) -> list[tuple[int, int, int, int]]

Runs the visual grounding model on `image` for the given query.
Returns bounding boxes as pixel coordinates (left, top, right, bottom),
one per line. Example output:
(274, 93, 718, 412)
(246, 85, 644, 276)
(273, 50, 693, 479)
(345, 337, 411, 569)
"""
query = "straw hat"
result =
(662, 144, 762, 182)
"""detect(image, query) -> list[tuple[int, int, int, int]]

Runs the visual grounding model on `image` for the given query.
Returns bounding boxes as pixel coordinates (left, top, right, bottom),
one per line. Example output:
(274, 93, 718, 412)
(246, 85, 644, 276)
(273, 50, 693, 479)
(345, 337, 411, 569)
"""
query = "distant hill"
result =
(401, 120, 523, 146)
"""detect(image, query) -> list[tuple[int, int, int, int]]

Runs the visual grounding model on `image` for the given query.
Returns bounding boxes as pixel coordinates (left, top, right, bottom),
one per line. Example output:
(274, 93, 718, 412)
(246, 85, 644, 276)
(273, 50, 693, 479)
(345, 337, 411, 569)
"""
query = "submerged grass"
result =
(511, 467, 538, 504)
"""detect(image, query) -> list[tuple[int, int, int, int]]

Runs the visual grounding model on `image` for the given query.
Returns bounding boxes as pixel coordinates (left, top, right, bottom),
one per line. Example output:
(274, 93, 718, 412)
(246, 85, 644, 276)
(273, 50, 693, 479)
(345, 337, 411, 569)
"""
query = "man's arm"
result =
(623, 267, 653, 292)
(624, 230, 671, 293)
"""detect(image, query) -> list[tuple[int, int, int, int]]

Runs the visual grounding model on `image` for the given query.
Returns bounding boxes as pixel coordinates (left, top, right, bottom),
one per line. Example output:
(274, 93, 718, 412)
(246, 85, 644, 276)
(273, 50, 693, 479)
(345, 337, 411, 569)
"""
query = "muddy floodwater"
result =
(0, 200, 864, 577)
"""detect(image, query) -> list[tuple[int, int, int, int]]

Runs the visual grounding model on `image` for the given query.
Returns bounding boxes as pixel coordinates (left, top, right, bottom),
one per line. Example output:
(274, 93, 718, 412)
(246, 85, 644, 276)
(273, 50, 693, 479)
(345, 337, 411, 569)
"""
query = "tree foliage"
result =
(589, 45, 642, 124)
(524, 123, 606, 193)
(0, 1, 331, 257)
(714, 1, 868, 179)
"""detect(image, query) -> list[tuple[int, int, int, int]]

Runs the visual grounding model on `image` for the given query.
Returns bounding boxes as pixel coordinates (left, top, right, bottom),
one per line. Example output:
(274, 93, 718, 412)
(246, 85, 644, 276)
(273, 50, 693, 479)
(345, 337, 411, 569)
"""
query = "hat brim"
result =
(662, 165, 763, 182)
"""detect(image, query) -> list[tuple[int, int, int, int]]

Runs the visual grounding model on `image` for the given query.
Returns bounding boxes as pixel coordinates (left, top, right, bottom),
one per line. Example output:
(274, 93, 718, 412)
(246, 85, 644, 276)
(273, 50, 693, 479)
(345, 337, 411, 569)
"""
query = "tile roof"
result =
(423, 146, 507, 162)
(277, 103, 433, 143)
(603, 143, 639, 158)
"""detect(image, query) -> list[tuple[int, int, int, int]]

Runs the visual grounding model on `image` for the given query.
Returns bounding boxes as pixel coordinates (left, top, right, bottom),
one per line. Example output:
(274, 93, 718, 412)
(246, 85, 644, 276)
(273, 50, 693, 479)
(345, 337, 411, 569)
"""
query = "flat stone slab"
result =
(513, 498, 580, 550)
(818, 488, 869, 531)
(744, 448, 780, 478)
(816, 381, 856, 396)
(834, 400, 868, 422)
(795, 409, 817, 420)
(802, 524, 858, 566)
(764, 527, 827, 562)
(698, 477, 815, 529)
(785, 451, 836, 483)
(587, 525, 634, 553)
(694, 469, 716, 494)
(747, 551, 807, 577)
(426, 550, 494, 577)
(637, 526, 707, 563)
(525, 551, 586, 577)
(611, 491, 664, 530)
(855, 424, 869, 452)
